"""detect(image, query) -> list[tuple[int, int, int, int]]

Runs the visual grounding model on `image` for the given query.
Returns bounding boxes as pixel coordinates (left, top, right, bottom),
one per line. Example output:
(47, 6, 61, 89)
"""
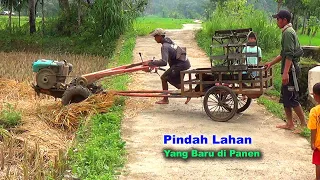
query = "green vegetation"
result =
(0, 0, 147, 58)
(196, 1, 281, 58)
(144, 0, 210, 19)
(0, 103, 22, 128)
(299, 33, 320, 46)
(0, 16, 29, 27)
(68, 31, 134, 179)
(134, 17, 194, 36)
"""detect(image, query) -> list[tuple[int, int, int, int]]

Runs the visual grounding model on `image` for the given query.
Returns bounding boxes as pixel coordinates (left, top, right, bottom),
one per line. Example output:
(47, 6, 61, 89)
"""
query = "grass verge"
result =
(67, 30, 135, 179)
(257, 95, 285, 120)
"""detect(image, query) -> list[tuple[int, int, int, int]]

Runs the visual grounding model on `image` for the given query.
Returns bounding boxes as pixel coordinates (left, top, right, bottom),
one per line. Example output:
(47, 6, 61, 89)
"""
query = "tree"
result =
(0, 0, 18, 31)
(300, 0, 320, 35)
(58, 0, 70, 14)
(276, 0, 283, 12)
(29, 0, 36, 33)
(283, 0, 306, 30)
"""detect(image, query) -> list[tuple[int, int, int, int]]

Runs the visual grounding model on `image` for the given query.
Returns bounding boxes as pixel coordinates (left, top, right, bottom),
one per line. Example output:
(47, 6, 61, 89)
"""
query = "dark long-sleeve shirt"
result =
(150, 37, 191, 69)
(280, 26, 301, 74)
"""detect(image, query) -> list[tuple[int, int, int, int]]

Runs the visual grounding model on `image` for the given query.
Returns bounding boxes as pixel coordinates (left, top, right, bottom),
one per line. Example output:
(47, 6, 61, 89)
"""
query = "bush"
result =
(0, 103, 22, 128)
(199, 1, 281, 54)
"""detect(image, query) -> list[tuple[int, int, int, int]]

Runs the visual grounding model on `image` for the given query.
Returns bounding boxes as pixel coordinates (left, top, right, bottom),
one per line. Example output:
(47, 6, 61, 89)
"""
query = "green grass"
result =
(133, 16, 194, 36)
(0, 15, 42, 29)
(0, 103, 22, 128)
(298, 33, 320, 46)
(68, 30, 135, 179)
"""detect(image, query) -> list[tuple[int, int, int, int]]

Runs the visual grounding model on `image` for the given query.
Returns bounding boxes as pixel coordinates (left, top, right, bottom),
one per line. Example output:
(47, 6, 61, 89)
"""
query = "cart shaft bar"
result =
(114, 92, 185, 98)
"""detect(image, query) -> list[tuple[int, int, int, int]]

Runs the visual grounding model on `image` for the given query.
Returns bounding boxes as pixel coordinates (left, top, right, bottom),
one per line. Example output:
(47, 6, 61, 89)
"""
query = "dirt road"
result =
(119, 24, 313, 180)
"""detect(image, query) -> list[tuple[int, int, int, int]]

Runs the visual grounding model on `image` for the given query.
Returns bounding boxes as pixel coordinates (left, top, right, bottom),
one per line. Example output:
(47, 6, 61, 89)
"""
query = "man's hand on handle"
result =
(264, 62, 272, 71)
(142, 60, 153, 66)
(264, 55, 282, 71)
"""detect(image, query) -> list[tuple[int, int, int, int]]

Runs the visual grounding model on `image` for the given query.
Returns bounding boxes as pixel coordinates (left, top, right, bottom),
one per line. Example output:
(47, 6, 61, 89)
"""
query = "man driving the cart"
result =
(143, 28, 191, 104)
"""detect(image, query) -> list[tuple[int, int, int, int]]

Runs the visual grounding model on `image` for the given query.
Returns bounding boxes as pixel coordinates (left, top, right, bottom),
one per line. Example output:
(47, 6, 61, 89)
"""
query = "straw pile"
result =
(0, 78, 117, 132)
(0, 78, 34, 101)
(37, 92, 116, 132)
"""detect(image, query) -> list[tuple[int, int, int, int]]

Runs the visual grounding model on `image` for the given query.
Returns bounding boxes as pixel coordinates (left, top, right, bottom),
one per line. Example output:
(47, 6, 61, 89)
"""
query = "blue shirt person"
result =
(242, 32, 262, 78)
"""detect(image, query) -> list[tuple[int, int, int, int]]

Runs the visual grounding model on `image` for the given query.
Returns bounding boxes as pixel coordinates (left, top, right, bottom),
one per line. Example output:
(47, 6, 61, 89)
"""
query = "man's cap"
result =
(150, 28, 166, 36)
(313, 83, 320, 96)
(272, 10, 292, 20)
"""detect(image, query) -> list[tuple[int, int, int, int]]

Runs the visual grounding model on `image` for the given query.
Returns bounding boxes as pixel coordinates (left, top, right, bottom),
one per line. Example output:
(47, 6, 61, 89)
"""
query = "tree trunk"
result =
(294, 16, 299, 31)
(9, 3, 12, 32)
(41, 0, 45, 35)
(58, 0, 70, 14)
(78, 0, 81, 28)
(302, 14, 306, 34)
(277, 0, 282, 12)
(29, 0, 36, 34)
(307, 28, 311, 36)
(307, 12, 311, 36)
(312, 27, 318, 37)
(18, 11, 21, 28)
(291, 9, 298, 31)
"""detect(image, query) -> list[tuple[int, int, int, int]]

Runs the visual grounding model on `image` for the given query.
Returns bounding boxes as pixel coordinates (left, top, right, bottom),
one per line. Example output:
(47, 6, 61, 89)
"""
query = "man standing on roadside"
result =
(265, 10, 306, 133)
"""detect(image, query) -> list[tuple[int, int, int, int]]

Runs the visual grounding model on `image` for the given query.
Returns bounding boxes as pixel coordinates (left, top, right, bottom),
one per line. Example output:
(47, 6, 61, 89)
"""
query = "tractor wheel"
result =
(61, 85, 91, 106)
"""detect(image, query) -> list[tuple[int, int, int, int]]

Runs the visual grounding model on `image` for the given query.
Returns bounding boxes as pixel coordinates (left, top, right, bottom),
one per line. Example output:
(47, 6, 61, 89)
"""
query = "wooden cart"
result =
(178, 28, 273, 121)
(115, 28, 273, 122)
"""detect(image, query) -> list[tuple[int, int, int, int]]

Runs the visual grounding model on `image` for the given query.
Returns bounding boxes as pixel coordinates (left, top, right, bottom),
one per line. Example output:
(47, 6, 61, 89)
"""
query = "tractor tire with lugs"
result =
(61, 85, 91, 106)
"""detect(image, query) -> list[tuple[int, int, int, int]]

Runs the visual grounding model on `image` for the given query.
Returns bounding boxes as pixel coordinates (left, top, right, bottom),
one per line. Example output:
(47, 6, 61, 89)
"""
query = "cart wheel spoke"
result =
(209, 105, 219, 112)
(208, 95, 218, 103)
(236, 93, 252, 113)
(203, 86, 238, 122)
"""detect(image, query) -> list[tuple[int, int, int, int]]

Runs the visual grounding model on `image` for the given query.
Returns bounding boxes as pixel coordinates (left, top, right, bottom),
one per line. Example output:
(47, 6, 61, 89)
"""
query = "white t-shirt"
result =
(242, 46, 262, 77)
(242, 46, 262, 65)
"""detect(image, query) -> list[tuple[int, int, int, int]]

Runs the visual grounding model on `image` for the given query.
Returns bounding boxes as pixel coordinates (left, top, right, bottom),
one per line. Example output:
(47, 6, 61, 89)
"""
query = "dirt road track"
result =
(119, 24, 314, 180)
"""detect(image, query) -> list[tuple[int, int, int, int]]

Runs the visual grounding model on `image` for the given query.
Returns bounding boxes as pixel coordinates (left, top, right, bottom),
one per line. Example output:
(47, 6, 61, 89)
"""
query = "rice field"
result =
(0, 15, 43, 30)
(0, 52, 109, 83)
(133, 16, 195, 36)
(0, 51, 115, 179)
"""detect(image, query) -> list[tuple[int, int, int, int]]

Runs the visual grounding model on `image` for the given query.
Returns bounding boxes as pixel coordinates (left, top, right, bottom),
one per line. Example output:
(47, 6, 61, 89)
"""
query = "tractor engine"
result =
(32, 59, 73, 97)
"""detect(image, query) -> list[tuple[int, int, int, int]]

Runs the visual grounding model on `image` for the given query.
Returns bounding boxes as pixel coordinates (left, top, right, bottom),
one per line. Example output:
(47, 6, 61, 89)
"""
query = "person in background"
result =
(308, 82, 320, 180)
(242, 31, 262, 78)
